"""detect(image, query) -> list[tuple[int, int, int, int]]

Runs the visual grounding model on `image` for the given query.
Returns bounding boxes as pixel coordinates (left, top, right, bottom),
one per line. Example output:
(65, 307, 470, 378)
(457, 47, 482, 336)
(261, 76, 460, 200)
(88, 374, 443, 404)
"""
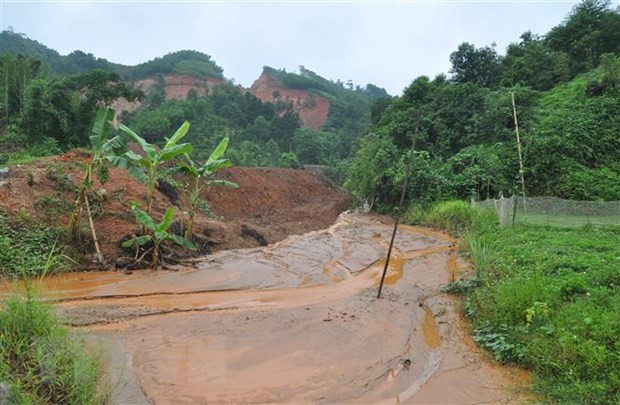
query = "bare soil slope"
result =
(250, 71, 330, 129)
(0, 150, 351, 268)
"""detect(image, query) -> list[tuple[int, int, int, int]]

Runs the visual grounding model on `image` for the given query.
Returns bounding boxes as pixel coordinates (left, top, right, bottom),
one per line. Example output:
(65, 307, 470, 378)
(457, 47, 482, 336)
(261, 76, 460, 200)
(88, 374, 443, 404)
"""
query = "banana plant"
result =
(111, 121, 193, 215)
(123, 204, 197, 267)
(68, 106, 124, 263)
(178, 137, 238, 240)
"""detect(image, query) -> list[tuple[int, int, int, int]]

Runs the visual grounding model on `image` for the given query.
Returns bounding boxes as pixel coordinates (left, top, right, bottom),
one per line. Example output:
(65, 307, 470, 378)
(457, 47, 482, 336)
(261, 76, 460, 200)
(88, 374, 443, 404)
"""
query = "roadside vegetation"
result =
(0, 292, 106, 404)
(407, 201, 620, 403)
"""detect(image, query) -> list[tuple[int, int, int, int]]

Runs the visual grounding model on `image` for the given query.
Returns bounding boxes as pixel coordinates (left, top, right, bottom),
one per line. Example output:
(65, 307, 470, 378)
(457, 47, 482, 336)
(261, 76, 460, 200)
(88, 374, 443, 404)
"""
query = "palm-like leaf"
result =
(157, 207, 175, 232)
(206, 137, 229, 164)
(208, 179, 239, 188)
(165, 121, 190, 148)
(90, 107, 115, 152)
(203, 158, 232, 175)
(160, 143, 193, 162)
(119, 124, 158, 161)
(170, 234, 198, 250)
(122, 235, 152, 248)
(131, 205, 156, 231)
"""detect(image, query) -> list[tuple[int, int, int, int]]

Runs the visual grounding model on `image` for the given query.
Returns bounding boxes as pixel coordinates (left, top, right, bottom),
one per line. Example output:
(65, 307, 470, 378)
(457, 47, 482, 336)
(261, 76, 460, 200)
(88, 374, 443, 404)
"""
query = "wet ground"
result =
(4, 213, 530, 404)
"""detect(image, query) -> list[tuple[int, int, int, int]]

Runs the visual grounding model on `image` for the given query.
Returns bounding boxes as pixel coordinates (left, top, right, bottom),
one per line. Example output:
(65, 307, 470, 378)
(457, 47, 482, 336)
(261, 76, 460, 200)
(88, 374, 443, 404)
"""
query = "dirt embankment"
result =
(0, 150, 351, 268)
(250, 71, 330, 129)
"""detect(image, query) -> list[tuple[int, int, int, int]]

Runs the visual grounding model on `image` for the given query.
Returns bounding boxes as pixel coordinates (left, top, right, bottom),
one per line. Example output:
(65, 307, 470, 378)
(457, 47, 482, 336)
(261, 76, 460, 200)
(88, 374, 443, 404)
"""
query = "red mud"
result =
(7, 213, 531, 403)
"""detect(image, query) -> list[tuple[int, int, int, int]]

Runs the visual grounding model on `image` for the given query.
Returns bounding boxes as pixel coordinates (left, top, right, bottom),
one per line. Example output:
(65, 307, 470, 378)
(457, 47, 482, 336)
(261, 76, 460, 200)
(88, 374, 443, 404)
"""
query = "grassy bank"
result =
(407, 201, 620, 403)
(0, 293, 106, 404)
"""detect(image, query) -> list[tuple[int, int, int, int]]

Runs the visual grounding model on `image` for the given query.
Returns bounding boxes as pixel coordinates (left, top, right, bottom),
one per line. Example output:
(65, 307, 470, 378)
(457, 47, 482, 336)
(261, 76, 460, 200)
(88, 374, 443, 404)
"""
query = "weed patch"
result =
(0, 212, 72, 278)
(0, 294, 106, 403)
(465, 225, 620, 403)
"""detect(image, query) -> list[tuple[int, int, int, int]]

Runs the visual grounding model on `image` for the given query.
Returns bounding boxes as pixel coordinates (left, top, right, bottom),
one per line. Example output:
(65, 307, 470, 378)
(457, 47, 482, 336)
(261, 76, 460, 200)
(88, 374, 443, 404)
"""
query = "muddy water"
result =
(3, 213, 529, 404)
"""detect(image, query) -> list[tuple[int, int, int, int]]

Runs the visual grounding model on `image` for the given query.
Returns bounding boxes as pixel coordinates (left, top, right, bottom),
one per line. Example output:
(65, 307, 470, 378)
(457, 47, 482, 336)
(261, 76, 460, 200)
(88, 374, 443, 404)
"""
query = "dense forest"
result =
(348, 0, 620, 207)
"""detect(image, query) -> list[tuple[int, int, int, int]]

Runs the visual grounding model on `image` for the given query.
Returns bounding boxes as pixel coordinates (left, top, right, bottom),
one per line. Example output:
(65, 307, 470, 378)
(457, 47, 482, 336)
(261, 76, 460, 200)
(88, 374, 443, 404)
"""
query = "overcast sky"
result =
(1, 1, 582, 94)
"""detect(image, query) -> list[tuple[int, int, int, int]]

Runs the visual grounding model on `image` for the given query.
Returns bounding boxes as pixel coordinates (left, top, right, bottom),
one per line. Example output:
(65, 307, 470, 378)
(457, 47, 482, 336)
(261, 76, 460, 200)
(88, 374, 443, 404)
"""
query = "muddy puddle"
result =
(2, 212, 529, 404)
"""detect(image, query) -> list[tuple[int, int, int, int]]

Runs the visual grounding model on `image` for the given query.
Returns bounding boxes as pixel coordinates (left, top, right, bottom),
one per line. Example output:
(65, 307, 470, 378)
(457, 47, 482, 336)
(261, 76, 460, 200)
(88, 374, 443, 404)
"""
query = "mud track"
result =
(8, 213, 529, 404)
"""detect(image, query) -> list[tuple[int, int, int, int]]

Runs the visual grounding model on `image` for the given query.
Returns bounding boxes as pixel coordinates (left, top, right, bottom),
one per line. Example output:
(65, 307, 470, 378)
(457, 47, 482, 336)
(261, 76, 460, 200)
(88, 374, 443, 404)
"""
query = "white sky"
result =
(1, 1, 582, 94)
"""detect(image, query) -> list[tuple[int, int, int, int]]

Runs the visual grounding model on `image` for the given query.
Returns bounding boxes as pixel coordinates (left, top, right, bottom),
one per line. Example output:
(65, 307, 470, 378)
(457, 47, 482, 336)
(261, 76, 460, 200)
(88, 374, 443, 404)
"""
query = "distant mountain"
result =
(1, 29, 129, 76)
(0, 30, 223, 81)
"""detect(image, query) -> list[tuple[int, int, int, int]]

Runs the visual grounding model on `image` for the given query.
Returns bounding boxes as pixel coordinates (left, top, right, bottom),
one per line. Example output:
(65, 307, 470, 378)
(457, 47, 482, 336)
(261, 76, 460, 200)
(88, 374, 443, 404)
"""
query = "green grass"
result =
(464, 225, 620, 403)
(0, 212, 72, 278)
(516, 213, 620, 227)
(0, 293, 106, 404)
(405, 200, 498, 236)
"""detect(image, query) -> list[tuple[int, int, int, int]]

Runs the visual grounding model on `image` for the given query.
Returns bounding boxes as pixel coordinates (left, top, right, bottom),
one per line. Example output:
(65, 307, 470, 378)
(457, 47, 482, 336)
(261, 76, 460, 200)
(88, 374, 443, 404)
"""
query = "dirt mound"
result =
(250, 71, 330, 129)
(0, 151, 351, 269)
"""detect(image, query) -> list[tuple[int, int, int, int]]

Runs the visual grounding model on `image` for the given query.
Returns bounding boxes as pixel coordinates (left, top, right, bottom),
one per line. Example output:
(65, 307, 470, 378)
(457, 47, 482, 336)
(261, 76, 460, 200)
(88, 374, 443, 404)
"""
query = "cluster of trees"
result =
(348, 0, 620, 208)
(71, 107, 236, 267)
(0, 52, 141, 158)
(123, 82, 303, 168)
(449, 0, 620, 91)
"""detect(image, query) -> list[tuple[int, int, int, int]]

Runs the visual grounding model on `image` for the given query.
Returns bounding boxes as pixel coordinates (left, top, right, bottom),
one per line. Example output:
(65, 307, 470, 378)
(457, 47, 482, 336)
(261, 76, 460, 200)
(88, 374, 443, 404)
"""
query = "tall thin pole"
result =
(377, 117, 420, 299)
(511, 92, 527, 210)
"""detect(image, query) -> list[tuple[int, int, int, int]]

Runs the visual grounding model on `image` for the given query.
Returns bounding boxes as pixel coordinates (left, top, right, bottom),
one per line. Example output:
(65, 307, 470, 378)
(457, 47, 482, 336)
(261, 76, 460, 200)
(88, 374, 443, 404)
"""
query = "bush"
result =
(0, 295, 106, 404)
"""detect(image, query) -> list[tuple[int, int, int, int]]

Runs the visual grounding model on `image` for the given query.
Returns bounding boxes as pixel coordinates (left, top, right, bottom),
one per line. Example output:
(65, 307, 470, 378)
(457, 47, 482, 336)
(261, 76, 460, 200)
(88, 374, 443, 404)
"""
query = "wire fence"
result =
(474, 196, 620, 227)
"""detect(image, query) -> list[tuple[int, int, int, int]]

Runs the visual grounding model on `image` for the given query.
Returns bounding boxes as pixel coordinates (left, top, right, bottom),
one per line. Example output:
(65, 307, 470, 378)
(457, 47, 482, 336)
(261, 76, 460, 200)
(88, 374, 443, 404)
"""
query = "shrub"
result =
(411, 200, 497, 235)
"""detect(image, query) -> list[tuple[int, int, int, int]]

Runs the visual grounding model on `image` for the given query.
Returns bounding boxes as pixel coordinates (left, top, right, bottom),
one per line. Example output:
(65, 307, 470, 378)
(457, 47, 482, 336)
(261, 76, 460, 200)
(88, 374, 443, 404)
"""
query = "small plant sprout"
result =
(178, 136, 238, 240)
(112, 121, 193, 215)
(123, 204, 197, 267)
(68, 106, 123, 263)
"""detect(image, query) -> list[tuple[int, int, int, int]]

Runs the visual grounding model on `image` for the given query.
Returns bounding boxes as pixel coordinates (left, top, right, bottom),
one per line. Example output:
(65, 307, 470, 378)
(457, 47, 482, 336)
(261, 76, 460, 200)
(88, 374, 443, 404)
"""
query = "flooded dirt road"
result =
(8, 213, 529, 404)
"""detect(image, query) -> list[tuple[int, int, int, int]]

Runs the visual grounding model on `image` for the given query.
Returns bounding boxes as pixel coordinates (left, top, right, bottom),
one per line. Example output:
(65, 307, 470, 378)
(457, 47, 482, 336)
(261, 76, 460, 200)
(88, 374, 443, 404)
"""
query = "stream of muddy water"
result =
(3, 212, 529, 404)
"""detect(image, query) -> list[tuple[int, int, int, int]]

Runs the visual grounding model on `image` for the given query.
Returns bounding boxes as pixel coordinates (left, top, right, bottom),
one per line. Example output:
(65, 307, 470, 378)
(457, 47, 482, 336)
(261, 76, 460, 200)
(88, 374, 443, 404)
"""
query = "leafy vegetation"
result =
(178, 137, 238, 240)
(0, 294, 105, 403)
(123, 205, 197, 267)
(115, 121, 193, 214)
(348, 1, 620, 205)
(413, 200, 620, 403)
(466, 225, 620, 403)
(67, 106, 124, 263)
(0, 212, 70, 278)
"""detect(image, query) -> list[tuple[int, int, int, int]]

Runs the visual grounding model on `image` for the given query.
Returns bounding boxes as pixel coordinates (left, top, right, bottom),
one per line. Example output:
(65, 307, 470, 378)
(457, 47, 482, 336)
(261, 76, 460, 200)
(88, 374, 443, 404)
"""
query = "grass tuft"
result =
(0, 294, 106, 404)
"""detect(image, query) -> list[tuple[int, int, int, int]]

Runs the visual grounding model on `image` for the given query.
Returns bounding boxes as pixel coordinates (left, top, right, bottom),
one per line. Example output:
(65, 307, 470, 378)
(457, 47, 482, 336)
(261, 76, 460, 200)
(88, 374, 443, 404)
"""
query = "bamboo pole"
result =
(377, 116, 420, 299)
(84, 193, 104, 264)
(511, 92, 527, 214)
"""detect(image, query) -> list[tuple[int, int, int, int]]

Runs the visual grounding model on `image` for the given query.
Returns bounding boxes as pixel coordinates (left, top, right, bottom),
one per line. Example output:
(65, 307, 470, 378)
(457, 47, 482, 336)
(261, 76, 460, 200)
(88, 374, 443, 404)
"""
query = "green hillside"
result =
(348, 0, 620, 207)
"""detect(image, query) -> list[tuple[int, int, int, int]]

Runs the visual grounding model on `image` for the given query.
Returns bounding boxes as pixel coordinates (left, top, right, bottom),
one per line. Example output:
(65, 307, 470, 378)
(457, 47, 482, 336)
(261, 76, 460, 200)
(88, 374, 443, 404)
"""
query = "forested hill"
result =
(0, 30, 223, 81)
(348, 0, 620, 205)
(0, 29, 390, 177)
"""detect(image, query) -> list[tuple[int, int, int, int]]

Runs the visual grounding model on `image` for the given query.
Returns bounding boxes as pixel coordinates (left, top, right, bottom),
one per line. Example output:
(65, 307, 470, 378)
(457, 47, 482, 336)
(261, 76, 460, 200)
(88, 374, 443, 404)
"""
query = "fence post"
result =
(512, 195, 518, 227)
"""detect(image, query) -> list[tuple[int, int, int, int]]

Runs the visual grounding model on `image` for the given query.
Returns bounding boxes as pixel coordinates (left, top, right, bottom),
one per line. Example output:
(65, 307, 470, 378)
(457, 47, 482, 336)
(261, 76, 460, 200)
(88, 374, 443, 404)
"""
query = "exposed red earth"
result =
(111, 71, 330, 130)
(0, 150, 351, 267)
(250, 71, 330, 129)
